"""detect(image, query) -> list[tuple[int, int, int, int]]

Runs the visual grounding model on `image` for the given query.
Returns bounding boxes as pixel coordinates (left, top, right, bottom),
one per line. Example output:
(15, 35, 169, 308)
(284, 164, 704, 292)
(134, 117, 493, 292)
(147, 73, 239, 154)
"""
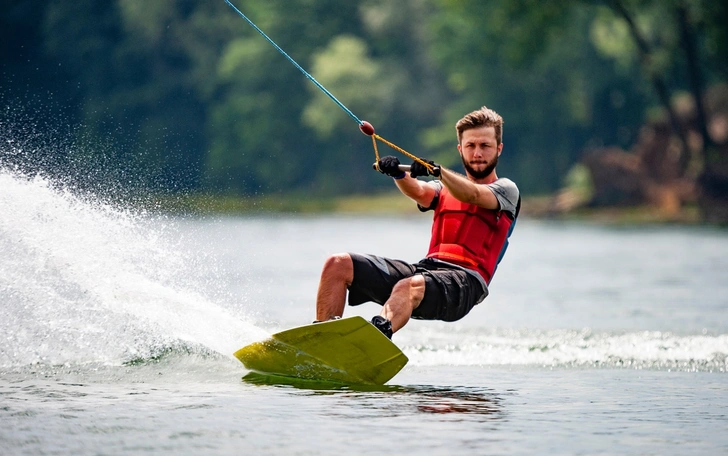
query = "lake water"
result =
(1, 168, 727, 455)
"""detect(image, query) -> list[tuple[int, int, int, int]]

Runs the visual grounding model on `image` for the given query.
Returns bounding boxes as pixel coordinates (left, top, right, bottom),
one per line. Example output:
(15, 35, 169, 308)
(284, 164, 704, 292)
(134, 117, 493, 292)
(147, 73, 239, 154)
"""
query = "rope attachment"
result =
(361, 120, 435, 174)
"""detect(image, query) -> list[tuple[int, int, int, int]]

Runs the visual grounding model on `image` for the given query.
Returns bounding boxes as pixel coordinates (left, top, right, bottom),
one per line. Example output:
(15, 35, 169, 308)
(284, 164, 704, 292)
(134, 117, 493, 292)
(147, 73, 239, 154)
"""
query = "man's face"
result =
(457, 126, 503, 180)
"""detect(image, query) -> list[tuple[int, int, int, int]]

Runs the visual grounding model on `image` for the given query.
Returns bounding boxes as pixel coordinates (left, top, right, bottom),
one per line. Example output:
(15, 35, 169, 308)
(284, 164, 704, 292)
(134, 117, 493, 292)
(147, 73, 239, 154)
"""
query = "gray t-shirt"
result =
(421, 178, 520, 217)
(488, 178, 520, 218)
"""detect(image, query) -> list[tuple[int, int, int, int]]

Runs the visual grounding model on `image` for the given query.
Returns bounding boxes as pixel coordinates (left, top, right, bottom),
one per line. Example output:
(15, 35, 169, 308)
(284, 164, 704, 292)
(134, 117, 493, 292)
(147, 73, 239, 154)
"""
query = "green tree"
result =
(597, 0, 728, 218)
(42, 0, 226, 190)
(426, 0, 655, 194)
(4, 0, 724, 207)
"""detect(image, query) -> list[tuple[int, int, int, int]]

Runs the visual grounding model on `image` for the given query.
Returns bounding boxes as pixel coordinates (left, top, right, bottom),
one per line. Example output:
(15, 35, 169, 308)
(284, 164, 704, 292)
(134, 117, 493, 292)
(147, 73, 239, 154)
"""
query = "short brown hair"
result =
(456, 106, 504, 145)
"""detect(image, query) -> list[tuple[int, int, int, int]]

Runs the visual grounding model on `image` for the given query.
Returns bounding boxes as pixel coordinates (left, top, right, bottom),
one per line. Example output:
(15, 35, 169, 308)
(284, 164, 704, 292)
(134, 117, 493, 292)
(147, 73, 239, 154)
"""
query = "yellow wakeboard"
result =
(234, 316, 408, 385)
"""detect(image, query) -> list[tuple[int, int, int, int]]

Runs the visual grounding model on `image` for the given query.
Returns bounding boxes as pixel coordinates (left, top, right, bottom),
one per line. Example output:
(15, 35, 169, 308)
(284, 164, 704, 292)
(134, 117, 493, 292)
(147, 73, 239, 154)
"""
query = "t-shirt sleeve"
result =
(488, 178, 520, 218)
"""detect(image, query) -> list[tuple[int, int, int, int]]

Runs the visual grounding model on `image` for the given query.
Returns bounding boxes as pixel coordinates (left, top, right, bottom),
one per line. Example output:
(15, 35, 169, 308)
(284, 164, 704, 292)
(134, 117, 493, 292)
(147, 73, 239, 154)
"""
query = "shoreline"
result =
(138, 191, 712, 226)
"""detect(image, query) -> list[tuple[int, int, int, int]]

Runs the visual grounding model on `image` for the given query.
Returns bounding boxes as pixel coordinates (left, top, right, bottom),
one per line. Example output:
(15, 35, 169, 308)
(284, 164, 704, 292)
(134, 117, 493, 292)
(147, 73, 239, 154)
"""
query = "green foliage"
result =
(302, 35, 391, 139)
(590, 7, 637, 72)
(1, 0, 725, 198)
(563, 163, 594, 201)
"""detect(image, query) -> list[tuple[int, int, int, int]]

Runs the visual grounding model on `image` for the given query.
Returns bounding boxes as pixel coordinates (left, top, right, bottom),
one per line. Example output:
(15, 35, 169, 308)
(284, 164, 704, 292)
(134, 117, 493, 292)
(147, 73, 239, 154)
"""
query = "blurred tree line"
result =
(1, 0, 726, 202)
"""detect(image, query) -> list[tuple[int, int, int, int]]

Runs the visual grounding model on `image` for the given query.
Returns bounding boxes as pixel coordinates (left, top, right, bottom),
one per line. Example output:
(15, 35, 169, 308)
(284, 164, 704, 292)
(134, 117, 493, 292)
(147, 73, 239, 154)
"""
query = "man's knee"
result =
(322, 253, 353, 281)
(392, 275, 425, 302)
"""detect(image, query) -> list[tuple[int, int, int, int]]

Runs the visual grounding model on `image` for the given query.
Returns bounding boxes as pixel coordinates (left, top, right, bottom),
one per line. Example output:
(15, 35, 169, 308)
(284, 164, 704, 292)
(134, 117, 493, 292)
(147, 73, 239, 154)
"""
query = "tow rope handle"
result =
(371, 164, 411, 173)
(360, 121, 436, 174)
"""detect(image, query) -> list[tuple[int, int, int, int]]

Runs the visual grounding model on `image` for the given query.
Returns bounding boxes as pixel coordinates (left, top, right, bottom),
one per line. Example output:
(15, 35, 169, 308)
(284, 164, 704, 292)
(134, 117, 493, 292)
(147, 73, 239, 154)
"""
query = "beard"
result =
(461, 154, 498, 179)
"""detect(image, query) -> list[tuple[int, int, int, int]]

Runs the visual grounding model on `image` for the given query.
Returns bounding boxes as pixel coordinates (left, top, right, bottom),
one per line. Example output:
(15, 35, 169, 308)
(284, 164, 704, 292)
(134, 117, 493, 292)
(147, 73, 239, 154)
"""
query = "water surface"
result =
(1, 169, 727, 455)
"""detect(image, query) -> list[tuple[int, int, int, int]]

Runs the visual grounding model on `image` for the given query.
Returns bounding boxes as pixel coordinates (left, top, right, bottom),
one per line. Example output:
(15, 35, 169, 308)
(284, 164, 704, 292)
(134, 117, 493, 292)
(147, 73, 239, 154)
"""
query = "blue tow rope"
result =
(224, 0, 364, 126)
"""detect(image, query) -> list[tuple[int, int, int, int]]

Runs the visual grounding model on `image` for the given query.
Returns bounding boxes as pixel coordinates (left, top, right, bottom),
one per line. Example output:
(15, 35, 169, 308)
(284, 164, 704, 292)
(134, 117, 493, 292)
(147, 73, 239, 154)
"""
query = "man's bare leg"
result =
(379, 275, 426, 333)
(315, 253, 354, 321)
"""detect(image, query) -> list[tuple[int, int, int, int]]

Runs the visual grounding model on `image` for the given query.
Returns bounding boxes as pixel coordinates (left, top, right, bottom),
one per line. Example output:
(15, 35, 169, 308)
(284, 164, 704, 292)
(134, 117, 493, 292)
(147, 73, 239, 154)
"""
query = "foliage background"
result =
(1, 0, 726, 200)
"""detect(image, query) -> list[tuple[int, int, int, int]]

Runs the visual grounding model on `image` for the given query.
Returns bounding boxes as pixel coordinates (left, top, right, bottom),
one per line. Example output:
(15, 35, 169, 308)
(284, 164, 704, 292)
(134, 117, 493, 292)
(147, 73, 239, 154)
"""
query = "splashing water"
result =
(2, 166, 726, 375)
(397, 326, 728, 372)
(0, 168, 267, 371)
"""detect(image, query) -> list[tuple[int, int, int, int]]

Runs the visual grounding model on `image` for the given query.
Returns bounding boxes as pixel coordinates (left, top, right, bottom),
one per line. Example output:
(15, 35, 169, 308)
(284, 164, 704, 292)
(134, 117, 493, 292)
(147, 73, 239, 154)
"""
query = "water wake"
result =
(3, 167, 726, 375)
(401, 326, 728, 372)
(0, 168, 266, 371)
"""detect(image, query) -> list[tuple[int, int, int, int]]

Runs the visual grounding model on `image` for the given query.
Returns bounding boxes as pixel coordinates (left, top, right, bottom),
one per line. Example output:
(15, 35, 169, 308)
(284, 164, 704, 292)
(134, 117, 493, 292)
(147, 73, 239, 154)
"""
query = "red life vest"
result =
(426, 186, 516, 284)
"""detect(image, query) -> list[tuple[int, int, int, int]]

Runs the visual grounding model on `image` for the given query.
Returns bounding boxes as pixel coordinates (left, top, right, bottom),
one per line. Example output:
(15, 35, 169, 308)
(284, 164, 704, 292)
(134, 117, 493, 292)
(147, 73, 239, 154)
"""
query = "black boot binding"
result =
(370, 315, 393, 339)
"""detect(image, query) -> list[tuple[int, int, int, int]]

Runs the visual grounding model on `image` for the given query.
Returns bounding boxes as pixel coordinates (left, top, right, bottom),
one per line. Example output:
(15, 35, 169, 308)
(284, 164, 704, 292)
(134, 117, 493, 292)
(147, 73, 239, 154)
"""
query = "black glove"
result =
(410, 159, 441, 178)
(378, 156, 405, 179)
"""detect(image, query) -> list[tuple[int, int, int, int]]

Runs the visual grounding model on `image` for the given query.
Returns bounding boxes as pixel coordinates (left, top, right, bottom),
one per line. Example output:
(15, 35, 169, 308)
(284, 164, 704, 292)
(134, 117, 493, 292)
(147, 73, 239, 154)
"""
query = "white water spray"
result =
(0, 168, 267, 369)
(397, 325, 728, 372)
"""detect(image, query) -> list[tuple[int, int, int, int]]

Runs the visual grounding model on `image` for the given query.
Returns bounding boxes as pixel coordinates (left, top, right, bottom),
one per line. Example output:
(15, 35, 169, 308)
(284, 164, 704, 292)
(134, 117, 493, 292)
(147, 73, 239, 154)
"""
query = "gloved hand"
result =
(378, 156, 405, 179)
(410, 159, 441, 178)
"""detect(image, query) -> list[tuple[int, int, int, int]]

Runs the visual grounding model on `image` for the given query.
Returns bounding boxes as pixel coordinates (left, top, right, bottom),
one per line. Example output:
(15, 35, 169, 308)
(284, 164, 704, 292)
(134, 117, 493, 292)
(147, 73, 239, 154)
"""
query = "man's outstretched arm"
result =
(378, 156, 437, 208)
(438, 167, 500, 210)
(408, 159, 500, 210)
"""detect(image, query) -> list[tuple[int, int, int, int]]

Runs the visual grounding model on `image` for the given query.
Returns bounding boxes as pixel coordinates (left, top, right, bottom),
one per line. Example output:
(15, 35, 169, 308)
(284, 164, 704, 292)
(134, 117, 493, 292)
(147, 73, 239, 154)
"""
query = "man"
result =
(315, 106, 520, 338)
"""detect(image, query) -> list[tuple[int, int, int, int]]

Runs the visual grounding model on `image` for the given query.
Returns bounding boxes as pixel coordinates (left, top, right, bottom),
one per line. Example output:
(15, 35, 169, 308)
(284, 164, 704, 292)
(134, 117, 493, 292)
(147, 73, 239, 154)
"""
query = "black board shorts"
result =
(347, 253, 488, 322)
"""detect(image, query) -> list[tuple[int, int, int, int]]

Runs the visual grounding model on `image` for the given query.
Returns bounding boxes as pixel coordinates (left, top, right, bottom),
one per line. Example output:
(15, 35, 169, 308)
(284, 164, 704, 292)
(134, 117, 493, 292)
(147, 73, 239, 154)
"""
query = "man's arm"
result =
(393, 174, 438, 208)
(377, 156, 438, 208)
(438, 167, 500, 210)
